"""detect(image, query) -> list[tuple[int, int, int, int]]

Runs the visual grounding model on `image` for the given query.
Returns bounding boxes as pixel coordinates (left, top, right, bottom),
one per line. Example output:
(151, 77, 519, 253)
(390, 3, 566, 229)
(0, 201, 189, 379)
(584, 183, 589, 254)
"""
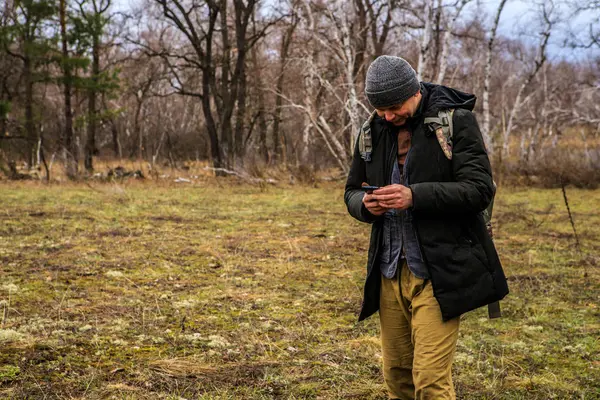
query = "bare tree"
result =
(365, 0, 396, 58)
(502, 1, 555, 159)
(272, 2, 299, 165)
(417, 0, 434, 80)
(0, 0, 598, 180)
(336, 0, 362, 152)
(2, 0, 56, 169)
(298, 0, 317, 164)
(292, 0, 369, 171)
(58, 0, 77, 177)
(250, 43, 268, 164)
(435, 0, 472, 84)
(565, 0, 599, 48)
(136, 0, 268, 171)
(77, 0, 113, 172)
(481, 0, 508, 155)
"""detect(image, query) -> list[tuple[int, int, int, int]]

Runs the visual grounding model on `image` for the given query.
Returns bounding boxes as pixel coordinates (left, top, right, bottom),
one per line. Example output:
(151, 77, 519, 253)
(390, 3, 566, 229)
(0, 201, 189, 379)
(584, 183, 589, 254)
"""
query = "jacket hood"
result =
(420, 82, 476, 117)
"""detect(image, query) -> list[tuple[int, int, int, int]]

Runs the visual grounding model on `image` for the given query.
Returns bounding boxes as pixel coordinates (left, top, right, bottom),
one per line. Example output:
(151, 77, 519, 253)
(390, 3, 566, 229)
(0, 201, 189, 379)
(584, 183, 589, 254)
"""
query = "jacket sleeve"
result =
(409, 109, 494, 215)
(344, 133, 378, 224)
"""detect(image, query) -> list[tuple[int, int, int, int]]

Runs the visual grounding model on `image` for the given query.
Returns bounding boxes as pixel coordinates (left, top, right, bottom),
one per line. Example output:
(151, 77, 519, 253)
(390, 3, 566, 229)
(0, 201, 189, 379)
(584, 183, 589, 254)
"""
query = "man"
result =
(344, 55, 509, 399)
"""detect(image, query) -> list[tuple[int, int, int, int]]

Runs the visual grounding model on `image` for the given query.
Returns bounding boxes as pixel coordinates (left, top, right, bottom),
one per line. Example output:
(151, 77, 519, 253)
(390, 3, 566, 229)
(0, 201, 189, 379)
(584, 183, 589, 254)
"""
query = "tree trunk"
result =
(300, 85, 313, 165)
(59, 0, 77, 178)
(85, 33, 99, 172)
(111, 118, 121, 158)
(24, 56, 35, 168)
(482, 0, 507, 156)
(339, 0, 361, 156)
(431, 0, 443, 79)
(234, 69, 247, 164)
(219, 0, 233, 167)
(436, 0, 471, 85)
(316, 115, 348, 172)
(300, 0, 317, 165)
(502, 30, 551, 158)
(417, 0, 435, 81)
(202, 7, 224, 173)
(353, 0, 368, 89)
(0, 106, 6, 139)
(366, 0, 393, 57)
(251, 47, 268, 164)
(272, 13, 298, 165)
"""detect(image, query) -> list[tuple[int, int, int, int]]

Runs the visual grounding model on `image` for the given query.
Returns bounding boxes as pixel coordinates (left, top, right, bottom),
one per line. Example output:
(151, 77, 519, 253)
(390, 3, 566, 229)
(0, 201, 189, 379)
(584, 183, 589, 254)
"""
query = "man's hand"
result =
(372, 184, 413, 211)
(361, 182, 389, 216)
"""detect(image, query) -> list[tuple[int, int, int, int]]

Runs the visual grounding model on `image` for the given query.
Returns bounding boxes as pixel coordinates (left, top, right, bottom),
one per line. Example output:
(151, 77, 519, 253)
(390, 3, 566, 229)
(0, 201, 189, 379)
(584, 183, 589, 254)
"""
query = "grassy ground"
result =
(0, 179, 598, 399)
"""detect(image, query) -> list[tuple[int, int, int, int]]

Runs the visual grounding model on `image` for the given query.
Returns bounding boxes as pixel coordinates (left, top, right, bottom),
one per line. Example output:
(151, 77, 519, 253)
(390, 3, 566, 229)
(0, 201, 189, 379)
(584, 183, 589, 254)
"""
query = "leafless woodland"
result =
(0, 0, 598, 184)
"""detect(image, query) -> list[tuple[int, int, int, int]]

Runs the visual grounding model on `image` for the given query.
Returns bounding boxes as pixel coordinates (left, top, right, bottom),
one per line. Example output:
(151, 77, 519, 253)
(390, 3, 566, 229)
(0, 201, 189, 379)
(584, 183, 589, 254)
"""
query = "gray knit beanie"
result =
(365, 55, 420, 109)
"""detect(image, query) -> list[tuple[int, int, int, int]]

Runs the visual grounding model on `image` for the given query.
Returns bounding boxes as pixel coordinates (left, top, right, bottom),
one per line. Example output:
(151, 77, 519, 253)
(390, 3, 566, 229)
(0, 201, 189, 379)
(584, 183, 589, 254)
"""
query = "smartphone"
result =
(359, 185, 379, 191)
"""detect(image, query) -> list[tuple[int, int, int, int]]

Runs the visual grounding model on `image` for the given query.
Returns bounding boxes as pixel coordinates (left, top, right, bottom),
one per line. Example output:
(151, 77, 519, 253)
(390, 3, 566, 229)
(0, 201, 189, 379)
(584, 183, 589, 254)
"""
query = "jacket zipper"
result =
(385, 130, 398, 185)
(366, 127, 396, 281)
(401, 133, 426, 262)
(368, 129, 397, 281)
(401, 145, 412, 185)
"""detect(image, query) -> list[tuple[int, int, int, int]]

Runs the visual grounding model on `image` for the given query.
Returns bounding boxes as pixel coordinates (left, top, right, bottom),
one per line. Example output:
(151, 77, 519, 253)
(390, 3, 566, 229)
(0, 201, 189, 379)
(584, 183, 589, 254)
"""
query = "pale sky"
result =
(111, 0, 599, 62)
(478, 0, 598, 61)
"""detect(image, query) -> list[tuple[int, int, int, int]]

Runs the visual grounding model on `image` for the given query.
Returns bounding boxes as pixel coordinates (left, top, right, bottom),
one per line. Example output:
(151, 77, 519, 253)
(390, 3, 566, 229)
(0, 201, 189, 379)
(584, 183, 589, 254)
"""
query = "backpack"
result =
(358, 109, 501, 318)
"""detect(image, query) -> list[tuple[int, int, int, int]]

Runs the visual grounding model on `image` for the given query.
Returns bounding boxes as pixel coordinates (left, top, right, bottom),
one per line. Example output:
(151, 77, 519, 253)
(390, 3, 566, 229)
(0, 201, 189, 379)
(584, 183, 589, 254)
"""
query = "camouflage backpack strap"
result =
(358, 111, 377, 162)
(482, 181, 497, 240)
(424, 109, 454, 160)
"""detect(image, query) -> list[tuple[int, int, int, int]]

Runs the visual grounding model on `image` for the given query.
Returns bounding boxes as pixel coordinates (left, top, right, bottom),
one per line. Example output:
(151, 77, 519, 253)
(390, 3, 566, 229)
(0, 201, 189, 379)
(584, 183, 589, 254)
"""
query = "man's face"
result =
(375, 92, 421, 127)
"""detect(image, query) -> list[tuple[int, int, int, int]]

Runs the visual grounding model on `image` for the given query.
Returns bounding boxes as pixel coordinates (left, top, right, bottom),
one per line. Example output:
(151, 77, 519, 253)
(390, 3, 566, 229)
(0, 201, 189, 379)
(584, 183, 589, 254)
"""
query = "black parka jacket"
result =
(345, 82, 509, 322)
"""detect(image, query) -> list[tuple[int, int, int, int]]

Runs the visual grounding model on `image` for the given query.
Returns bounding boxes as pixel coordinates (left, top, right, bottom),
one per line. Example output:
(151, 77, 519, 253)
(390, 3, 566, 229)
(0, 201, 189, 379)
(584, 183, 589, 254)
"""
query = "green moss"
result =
(0, 365, 20, 384)
(0, 182, 598, 398)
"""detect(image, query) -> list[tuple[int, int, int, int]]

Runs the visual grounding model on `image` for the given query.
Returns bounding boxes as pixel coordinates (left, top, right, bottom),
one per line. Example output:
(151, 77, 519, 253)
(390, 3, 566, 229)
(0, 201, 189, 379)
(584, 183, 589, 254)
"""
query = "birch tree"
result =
(335, 0, 362, 152)
(435, 0, 472, 84)
(502, 1, 555, 158)
(298, 0, 317, 165)
(481, 0, 508, 155)
(417, 0, 435, 81)
(294, 0, 369, 171)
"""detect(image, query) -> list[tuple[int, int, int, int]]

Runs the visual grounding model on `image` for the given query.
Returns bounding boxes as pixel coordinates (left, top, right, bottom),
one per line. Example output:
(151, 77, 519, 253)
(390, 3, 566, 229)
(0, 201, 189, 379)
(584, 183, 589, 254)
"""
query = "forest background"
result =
(0, 0, 598, 184)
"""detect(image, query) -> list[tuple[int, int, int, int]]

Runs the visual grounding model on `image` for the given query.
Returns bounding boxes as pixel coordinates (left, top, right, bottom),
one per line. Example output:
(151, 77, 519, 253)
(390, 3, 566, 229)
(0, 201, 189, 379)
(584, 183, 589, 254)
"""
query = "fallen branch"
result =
(560, 178, 587, 278)
(560, 180, 581, 252)
(201, 166, 278, 184)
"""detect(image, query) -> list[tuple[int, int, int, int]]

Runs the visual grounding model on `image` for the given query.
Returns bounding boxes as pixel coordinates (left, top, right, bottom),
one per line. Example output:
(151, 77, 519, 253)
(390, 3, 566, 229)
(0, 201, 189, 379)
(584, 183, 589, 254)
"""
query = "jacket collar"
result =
(406, 83, 428, 128)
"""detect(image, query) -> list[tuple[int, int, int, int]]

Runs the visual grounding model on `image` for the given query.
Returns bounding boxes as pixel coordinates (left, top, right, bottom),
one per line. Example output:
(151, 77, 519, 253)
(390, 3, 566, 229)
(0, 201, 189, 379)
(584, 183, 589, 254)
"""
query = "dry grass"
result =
(0, 179, 598, 399)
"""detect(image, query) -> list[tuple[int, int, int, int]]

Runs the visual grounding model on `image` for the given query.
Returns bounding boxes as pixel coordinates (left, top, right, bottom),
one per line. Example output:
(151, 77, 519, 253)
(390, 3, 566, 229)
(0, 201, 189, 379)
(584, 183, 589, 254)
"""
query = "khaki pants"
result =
(379, 261, 460, 400)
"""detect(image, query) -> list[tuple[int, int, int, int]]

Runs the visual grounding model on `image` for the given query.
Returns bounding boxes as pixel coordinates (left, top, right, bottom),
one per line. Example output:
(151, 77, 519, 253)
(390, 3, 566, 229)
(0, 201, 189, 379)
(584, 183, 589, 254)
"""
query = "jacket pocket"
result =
(461, 223, 492, 273)
(471, 242, 491, 272)
(448, 240, 490, 286)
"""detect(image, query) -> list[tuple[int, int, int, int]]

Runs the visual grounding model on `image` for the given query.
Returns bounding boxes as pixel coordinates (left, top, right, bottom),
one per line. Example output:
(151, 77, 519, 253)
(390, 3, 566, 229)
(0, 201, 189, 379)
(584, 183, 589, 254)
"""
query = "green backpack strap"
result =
(358, 111, 377, 162)
(424, 109, 454, 160)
